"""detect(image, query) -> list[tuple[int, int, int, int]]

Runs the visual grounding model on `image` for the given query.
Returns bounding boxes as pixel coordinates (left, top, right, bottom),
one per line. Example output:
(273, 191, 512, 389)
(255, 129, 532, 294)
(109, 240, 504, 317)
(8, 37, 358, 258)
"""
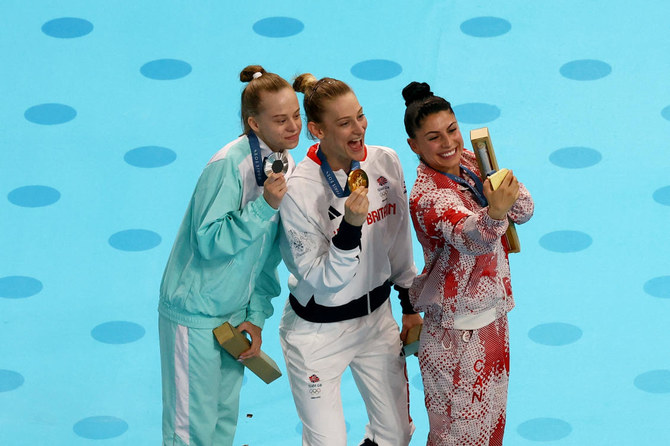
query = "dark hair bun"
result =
(240, 65, 267, 83)
(402, 82, 433, 106)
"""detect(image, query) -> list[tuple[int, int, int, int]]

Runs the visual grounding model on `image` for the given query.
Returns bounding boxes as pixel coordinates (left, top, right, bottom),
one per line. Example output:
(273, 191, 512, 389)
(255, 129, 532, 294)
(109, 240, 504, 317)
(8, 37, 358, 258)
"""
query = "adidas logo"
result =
(328, 206, 342, 220)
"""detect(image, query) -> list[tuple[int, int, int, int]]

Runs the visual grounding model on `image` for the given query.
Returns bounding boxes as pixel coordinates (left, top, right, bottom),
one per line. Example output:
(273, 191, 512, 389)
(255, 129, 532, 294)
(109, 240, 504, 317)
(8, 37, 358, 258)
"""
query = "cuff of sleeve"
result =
(483, 210, 509, 234)
(332, 219, 362, 251)
(394, 284, 417, 314)
(252, 194, 279, 221)
(245, 312, 266, 330)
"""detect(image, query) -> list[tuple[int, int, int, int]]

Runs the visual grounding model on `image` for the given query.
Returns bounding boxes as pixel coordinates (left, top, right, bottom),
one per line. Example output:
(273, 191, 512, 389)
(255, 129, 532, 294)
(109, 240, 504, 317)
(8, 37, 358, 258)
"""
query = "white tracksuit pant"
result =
(280, 299, 413, 446)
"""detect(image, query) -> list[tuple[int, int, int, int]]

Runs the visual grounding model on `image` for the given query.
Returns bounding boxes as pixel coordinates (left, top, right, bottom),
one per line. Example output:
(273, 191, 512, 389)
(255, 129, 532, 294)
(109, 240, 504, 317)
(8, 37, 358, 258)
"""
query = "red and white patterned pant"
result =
(419, 316, 509, 446)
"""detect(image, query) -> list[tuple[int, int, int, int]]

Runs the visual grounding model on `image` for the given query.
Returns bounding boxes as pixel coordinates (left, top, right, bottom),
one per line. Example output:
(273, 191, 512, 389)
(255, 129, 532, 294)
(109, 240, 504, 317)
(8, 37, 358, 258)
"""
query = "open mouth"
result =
(348, 138, 364, 151)
(440, 148, 457, 158)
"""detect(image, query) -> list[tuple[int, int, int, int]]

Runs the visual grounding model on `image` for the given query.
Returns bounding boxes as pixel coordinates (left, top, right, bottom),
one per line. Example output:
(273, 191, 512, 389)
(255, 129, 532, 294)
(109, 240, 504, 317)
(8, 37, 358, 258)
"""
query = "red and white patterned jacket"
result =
(409, 150, 534, 329)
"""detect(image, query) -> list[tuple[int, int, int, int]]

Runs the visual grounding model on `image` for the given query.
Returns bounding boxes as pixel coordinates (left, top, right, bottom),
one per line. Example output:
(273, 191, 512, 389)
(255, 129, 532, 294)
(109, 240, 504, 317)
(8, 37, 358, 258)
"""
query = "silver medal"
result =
(263, 152, 289, 176)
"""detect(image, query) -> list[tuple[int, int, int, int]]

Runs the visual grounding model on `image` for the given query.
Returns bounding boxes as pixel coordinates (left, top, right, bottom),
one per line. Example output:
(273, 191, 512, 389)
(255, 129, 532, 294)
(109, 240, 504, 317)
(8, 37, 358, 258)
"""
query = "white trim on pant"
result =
(175, 324, 190, 445)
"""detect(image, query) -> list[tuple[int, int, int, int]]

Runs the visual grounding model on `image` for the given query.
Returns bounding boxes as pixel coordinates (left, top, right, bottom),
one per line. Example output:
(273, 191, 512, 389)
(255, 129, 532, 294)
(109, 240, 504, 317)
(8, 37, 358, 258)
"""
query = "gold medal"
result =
(347, 169, 368, 192)
(263, 152, 288, 176)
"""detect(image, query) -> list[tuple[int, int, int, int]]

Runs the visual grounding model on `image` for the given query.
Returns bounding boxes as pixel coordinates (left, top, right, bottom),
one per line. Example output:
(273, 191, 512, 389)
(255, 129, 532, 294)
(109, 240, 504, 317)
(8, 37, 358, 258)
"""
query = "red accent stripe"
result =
(306, 143, 369, 164)
(307, 143, 321, 164)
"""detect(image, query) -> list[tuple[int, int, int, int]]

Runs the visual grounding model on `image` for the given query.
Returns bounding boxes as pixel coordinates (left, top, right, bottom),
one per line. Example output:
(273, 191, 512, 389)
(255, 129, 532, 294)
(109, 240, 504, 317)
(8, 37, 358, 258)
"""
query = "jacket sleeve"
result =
(416, 189, 508, 256)
(279, 187, 361, 300)
(245, 240, 281, 329)
(191, 158, 278, 261)
(508, 182, 534, 224)
(386, 151, 418, 291)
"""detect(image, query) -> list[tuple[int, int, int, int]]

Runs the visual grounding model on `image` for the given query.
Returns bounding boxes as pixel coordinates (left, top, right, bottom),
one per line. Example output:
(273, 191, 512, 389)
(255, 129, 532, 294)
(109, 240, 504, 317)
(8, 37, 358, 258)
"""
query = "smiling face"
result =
(248, 87, 302, 152)
(408, 110, 463, 175)
(308, 91, 368, 172)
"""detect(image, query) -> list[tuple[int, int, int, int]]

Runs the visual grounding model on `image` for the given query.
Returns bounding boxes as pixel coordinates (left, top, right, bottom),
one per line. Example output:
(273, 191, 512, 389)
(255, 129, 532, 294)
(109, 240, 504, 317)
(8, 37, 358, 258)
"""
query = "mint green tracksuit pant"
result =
(159, 315, 244, 446)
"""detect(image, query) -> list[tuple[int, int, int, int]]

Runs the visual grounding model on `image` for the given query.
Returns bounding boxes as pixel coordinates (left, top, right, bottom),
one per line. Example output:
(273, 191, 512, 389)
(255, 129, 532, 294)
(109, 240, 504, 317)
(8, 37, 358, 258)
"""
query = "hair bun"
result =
(292, 73, 318, 94)
(402, 82, 433, 106)
(240, 65, 267, 83)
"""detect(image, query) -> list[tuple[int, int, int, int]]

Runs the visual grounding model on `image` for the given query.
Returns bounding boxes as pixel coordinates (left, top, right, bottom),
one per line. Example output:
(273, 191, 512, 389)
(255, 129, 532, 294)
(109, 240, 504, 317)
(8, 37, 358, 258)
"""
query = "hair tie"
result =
(252, 72, 263, 80)
(306, 78, 329, 103)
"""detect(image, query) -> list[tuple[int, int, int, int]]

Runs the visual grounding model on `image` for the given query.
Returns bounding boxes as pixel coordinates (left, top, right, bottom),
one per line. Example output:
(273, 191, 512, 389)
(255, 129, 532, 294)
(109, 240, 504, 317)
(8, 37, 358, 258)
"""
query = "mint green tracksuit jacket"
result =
(158, 135, 291, 445)
(158, 135, 285, 329)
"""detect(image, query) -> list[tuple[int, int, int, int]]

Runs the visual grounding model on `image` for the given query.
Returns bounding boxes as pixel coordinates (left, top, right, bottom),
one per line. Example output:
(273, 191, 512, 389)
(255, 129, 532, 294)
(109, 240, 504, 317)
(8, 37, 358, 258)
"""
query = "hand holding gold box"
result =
(213, 322, 282, 384)
(488, 168, 509, 191)
(402, 323, 422, 357)
(470, 127, 521, 253)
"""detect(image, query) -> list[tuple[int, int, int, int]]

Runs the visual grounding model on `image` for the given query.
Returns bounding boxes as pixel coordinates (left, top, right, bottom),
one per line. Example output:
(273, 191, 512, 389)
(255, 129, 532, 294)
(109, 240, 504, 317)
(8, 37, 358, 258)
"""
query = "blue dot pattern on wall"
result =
(0, 370, 25, 392)
(528, 322, 583, 346)
(73, 416, 128, 440)
(652, 186, 670, 206)
(41, 17, 93, 38)
(549, 146, 602, 169)
(124, 146, 177, 168)
(8, 185, 60, 207)
(140, 59, 192, 80)
(634, 370, 670, 394)
(351, 60, 402, 81)
(560, 59, 612, 81)
(517, 418, 572, 441)
(5, 3, 670, 445)
(460, 17, 511, 38)
(539, 230, 592, 253)
(91, 321, 146, 344)
(643, 276, 670, 299)
(24, 103, 77, 125)
(252, 17, 304, 38)
(452, 103, 500, 124)
(662, 105, 670, 121)
(0, 276, 43, 299)
(108, 229, 161, 251)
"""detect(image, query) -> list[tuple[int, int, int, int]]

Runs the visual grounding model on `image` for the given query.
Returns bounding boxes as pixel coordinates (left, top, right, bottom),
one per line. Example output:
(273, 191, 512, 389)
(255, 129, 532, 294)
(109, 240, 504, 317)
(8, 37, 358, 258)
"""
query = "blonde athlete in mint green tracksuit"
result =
(158, 65, 301, 446)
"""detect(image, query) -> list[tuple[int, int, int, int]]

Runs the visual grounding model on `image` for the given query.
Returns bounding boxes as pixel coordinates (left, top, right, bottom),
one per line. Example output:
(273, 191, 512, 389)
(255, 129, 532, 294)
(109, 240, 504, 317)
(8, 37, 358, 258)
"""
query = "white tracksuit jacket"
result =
(279, 143, 417, 314)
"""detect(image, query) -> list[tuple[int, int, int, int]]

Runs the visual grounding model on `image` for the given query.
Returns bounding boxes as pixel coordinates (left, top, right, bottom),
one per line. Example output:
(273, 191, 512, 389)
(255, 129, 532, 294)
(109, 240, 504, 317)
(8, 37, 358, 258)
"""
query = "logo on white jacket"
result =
(328, 206, 342, 221)
(376, 175, 390, 202)
(308, 374, 322, 399)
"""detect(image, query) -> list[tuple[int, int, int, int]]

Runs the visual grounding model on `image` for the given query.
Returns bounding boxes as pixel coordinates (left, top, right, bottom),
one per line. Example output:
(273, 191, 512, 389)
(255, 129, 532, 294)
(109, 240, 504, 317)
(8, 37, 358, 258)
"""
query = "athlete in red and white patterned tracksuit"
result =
(409, 148, 534, 445)
(401, 81, 534, 445)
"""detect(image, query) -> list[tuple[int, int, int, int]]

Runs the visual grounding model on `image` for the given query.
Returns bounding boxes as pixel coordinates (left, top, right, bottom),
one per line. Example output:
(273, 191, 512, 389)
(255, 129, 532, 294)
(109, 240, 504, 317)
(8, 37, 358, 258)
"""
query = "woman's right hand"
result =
(263, 172, 287, 209)
(343, 187, 369, 226)
(483, 170, 520, 220)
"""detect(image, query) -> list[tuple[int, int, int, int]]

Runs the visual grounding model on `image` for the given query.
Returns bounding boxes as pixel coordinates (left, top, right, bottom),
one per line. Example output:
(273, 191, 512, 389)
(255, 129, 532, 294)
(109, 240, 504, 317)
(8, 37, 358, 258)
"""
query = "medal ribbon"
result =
(440, 165, 489, 207)
(248, 130, 267, 186)
(316, 146, 360, 198)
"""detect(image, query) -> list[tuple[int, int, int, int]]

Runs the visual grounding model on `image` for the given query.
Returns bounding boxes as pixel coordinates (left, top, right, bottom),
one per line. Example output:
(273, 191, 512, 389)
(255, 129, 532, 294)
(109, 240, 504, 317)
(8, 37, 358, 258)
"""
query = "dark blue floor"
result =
(2, 1, 670, 444)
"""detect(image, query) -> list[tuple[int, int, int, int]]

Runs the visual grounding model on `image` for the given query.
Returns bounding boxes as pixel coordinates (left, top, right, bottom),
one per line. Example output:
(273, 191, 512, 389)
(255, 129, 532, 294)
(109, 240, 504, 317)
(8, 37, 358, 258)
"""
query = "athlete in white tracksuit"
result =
(279, 142, 418, 446)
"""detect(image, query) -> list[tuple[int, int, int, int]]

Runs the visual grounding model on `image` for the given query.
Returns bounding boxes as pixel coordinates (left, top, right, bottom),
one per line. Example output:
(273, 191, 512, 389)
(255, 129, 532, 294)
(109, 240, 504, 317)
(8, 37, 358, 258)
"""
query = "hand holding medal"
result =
(262, 152, 289, 210)
(343, 169, 369, 226)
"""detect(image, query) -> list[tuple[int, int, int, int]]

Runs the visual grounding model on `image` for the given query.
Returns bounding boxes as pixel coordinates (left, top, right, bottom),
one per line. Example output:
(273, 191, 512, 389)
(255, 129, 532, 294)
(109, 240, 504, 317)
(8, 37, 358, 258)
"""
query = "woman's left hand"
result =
(236, 321, 262, 359)
(400, 313, 423, 344)
(483, 170, 520, 220)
